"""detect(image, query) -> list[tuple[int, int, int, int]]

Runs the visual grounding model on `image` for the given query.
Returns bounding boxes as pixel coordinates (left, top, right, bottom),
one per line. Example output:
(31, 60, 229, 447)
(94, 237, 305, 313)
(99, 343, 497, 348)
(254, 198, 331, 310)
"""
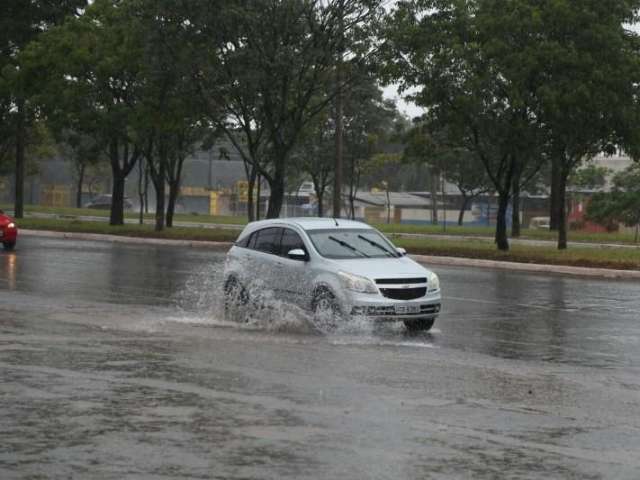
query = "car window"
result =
(307, 228, 399, 259)
(280, 228, 306, 257)
(235, 233, 251, 248)
(247, 231, 257, 249)
(253, 227, 283, 255)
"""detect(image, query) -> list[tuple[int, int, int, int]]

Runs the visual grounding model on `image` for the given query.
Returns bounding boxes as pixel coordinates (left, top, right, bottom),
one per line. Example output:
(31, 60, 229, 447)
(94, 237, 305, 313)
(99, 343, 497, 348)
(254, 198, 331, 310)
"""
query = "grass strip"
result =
(18, 218, 239, 243)
(394, 236, 640, 270)
(4, 204, 639, 245)
(17, 218, 640, 271)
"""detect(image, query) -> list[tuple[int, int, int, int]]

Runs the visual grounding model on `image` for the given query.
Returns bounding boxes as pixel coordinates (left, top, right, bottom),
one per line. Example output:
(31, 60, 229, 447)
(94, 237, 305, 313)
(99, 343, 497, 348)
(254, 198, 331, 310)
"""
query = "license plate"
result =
(395, 304, 419, 315)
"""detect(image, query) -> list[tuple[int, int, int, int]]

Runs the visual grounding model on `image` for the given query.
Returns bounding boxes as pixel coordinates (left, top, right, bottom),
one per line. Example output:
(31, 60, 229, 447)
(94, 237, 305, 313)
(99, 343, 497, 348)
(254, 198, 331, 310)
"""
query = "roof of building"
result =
(355, 191, 432, 208)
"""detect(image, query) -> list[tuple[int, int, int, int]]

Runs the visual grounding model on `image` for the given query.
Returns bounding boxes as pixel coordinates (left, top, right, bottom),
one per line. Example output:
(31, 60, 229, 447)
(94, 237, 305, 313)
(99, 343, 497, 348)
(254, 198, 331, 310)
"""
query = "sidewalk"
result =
(20, 229, 640, 280)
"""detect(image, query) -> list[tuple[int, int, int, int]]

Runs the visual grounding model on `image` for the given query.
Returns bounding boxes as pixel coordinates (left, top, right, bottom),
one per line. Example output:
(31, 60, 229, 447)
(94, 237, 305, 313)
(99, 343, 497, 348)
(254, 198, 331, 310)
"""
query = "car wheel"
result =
(311, 288, 341, 333)
(404, 317, 435, 332)
(3, 241, 15, 251)
(224, 277, 249, 321)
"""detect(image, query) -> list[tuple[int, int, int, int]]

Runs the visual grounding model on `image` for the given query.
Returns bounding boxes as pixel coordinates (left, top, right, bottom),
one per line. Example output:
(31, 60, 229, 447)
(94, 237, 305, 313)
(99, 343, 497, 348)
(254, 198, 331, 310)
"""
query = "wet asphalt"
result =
(1, 236, 639, 479)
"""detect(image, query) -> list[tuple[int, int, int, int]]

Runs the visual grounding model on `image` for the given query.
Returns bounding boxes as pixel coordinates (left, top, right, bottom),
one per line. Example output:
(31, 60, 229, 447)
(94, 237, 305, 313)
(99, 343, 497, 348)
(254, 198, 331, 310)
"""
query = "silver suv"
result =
(223, 218, 441, 332)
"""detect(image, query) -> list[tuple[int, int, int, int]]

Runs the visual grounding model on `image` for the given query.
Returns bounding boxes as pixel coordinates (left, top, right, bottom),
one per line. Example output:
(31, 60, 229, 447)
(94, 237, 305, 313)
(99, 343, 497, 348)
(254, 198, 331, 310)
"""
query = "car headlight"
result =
(427, 273, 440, 291)
(7, 223, 15, 229)
(338, 271, 378, 294)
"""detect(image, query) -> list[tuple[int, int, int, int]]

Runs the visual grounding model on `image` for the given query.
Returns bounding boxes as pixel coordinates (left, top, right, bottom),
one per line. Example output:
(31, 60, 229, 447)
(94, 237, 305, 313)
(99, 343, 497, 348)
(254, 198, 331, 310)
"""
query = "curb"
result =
(20, 229, 640, 280)
(20, 229, 233, 250)
(412, 254, 640, 280)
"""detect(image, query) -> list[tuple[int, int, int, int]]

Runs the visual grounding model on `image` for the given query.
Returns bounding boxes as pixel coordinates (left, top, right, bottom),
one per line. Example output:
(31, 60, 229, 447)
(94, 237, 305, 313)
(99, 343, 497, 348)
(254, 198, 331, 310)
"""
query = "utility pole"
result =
(332, 0, 344, 218)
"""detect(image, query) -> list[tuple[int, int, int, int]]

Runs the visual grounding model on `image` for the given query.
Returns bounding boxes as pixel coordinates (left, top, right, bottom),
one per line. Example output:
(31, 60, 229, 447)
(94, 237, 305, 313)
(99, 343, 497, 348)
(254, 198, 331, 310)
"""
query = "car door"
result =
(275, 227, 311, 304)
(249, 227, 284, 300)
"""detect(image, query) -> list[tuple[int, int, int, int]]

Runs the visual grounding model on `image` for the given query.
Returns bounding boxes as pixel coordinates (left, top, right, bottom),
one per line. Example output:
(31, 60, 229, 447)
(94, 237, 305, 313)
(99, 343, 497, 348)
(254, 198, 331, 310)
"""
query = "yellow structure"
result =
(41, 184, 71, 207)
(209, 192, 219, 215)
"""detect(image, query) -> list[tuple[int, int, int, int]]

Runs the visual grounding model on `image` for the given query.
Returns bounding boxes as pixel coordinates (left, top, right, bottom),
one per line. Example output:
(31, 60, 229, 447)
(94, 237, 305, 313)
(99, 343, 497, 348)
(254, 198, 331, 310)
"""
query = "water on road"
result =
(1, 236, 639, 479)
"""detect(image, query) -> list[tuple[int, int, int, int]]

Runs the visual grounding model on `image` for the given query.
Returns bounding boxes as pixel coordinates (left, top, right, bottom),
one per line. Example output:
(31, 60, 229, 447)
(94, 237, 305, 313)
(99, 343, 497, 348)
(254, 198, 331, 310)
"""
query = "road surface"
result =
(1, 236, 639, 479)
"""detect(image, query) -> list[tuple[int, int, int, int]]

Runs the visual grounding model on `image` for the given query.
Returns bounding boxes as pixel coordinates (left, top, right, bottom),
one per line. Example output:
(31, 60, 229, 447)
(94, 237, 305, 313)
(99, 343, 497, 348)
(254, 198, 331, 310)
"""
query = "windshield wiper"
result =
(357, 234, 397, 257)
(328, 236, 370, 258)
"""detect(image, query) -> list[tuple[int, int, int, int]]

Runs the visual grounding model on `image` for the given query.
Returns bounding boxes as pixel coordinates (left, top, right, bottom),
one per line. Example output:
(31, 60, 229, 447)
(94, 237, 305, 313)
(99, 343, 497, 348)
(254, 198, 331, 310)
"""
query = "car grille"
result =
(375, 277, 427, 285)
(379, 287, 427, 300)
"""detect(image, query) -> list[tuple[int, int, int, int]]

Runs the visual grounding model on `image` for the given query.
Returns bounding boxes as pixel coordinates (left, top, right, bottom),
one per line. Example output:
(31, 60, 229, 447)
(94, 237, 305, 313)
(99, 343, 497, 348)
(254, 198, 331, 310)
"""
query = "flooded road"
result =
(1, 236, 640, 479)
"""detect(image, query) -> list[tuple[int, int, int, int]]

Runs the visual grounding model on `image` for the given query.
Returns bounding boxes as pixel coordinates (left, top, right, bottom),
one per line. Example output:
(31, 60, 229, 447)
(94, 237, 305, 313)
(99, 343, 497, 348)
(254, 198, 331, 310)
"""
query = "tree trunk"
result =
(511, 173, 521, 238)
(246, 166, 256, 222)
(550, 156, 562, 231)
(458, 195, 470, 226)
(386, 188, 391, 224)
(557, 168, 569, 250)
(317, 191, 324, 217)
(14, 98, 25, 219)
(495, 192, 510, 251)
(430, 168, 439, 225)
(166, 181, 178, 228)
(333, 11, 344, 219)
(256, 173, 262, 220)
(76, 162, 86, 208)
(110, 172, 126, 226)
(144, 165, 149, 214)
(266, 175, 284, 219)
(108, 139, 138, 225)
(153, 163, 166, 231)
(138, 158, 145, 225)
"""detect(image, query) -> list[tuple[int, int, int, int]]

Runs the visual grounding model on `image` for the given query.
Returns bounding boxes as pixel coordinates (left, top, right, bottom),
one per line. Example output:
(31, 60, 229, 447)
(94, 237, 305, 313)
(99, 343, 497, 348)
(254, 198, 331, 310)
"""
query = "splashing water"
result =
(169, 260, 439, 348)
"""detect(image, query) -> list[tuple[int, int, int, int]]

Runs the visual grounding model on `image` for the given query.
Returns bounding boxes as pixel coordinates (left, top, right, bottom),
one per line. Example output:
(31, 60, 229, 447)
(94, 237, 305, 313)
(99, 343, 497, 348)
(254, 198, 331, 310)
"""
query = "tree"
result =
(532, 1, 640, 249)
(133, 0, 211, 231)
(292, 112, 334, 217)
(569, 164, 611, 191)
(1, 0, 86, 217)
(382, 0, 547, 250)
(587, 163, 640, 242)
(56, 130, 103, 208)
(192, 0, 383, 219)
(404, 123, 492, 226)
(22, 0, 146, 225)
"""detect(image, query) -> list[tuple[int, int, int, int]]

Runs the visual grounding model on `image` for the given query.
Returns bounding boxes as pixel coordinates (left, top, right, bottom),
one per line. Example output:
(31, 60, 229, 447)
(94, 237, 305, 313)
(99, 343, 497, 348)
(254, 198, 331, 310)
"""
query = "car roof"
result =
(240, 217, 374, 235)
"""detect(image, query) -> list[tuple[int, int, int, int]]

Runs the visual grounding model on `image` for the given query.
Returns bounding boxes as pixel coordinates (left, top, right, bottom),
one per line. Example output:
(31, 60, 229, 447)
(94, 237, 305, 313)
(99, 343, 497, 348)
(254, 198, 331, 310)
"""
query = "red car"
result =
(0, 211, 17, 250)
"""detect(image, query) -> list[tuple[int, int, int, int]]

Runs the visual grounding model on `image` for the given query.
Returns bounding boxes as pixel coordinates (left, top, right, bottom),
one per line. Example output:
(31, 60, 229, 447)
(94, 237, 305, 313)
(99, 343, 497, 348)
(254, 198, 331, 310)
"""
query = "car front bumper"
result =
(346, 291, 442, 321)
(0, 227, 17, 242)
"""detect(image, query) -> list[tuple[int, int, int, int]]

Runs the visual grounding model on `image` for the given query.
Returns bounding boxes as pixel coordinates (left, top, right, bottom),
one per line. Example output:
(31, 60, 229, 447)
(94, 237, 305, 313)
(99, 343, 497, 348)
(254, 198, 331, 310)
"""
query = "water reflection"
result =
(2, 252, 17, 290)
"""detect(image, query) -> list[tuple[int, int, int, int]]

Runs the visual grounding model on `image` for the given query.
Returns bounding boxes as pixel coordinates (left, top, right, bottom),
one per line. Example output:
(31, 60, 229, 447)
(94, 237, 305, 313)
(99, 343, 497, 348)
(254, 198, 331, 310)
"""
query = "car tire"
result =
(404, 317, 435, 332)
(3, 241, 15, 251)
(224, 277, 249, 320)
(311, 288, 341, 333)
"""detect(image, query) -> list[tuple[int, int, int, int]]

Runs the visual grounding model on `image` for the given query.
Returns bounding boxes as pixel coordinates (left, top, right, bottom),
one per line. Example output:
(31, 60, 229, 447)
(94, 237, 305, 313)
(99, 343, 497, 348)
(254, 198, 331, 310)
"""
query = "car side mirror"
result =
(287, 248, 308, 261)
(396, 247, 407, 256)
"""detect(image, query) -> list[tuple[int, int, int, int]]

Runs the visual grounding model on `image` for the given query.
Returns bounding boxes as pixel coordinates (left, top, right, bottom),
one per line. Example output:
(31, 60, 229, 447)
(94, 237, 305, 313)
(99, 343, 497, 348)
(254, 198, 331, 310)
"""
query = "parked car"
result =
(0, 210, 17, 250)
(223, 218, 441, 332)
(84, 194, 133, 210)
(529, 216, 550, 229)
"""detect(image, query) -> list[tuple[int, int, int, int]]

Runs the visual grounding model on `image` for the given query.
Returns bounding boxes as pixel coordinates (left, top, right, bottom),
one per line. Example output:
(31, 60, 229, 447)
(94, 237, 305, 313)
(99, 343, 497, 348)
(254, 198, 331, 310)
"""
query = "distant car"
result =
(0, 211, 17, 250)
(84, 194, 133, 210)
(223, 217, 442, 332)
(529, 216, 550, 229)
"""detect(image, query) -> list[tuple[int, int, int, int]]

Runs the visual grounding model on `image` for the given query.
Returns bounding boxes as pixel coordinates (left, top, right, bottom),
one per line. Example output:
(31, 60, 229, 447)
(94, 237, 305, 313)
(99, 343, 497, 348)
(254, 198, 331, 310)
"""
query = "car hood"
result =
(328, 256, 431, 280)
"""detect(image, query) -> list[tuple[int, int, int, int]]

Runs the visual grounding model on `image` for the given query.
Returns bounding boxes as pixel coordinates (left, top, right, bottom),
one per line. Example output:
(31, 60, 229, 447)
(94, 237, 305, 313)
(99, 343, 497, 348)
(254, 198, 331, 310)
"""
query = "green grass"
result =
(16, 217, 640, 270)
(393, 236, 640, 270)
(0, 204, 247, 225)
(374, 222, 640, 245)
(5, 203, 639, 247)
(18, 218, 239, 243)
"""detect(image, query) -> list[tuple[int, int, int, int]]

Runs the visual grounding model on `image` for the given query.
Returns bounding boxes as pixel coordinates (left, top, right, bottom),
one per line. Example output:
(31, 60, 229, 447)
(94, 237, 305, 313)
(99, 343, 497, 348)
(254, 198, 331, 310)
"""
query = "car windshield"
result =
(306, 228, 400, 259)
